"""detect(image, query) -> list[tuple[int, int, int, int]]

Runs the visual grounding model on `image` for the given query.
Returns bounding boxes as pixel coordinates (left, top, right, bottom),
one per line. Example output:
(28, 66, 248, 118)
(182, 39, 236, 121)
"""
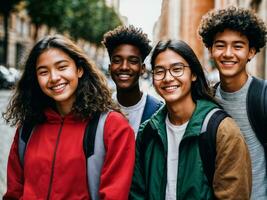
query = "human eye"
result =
(111, 57, 122, 64)
(172, 64, 183, 72)
(234, 44, 244, 49)
(128, 57, 140, 65)
(154, 67, 165, 75)
(214, 42, 225, 49)
(37, 69, 48, 76)
(58, 65, 68, 71)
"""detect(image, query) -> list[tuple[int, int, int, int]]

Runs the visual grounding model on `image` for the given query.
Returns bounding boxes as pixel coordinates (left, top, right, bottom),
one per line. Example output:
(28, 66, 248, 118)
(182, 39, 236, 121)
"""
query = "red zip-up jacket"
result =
(4, 108, 135, 200)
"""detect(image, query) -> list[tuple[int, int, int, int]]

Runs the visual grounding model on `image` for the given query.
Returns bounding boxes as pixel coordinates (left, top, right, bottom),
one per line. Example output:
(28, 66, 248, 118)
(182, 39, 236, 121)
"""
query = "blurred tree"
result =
(58, 0, 122, 46)
(25, 0, 71, 41)
(0, 0, 22, 66)
(25, 0, 122, 45)
(89, 0, 122, 45)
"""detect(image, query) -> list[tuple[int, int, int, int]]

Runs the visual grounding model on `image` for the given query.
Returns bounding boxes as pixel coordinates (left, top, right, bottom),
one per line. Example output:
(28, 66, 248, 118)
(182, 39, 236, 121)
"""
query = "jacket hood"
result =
(148, 99, 218, 139)
(44, 108, 84, 124)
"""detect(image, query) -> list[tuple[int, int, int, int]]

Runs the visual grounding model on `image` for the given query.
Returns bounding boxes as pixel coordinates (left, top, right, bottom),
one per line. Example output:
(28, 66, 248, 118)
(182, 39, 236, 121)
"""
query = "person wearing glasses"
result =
(129, 40, 252, 200)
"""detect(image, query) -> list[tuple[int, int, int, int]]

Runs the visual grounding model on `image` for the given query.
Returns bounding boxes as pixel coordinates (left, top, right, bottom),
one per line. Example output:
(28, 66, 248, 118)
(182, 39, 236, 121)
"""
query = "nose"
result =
(224, 46, 233, 57)
(50, 70, 60, 82)
(120, 59, 130, 70)
(163, 69, 174, 81)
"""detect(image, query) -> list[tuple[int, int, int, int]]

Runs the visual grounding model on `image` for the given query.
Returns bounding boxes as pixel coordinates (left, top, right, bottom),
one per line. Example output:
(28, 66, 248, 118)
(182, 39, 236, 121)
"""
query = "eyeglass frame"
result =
(152, 62, 190, 80)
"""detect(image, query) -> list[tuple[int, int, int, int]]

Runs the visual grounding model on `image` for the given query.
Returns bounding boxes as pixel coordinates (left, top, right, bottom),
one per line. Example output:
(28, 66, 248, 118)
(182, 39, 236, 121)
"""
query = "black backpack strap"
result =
(83, 112, 101, 158)
(141, 95, 163, 123)
(199, 108, 230, 186)
(247, 77, 267, 148)
(18, 122, 35, 166)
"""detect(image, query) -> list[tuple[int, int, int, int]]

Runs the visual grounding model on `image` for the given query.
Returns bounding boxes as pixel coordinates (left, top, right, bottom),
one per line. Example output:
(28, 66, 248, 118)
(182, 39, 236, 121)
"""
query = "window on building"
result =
(16, 43, 25, 68)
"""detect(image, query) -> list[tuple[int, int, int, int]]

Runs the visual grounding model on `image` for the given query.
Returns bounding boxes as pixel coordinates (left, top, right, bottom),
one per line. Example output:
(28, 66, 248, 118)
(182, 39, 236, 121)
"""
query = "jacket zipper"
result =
(46, 119, 64, 200)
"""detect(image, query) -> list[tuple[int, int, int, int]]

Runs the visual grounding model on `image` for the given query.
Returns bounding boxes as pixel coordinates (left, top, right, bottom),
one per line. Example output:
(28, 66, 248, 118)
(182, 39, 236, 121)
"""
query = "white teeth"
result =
(164, 86, 178, 90)
(222, 61, 236, 65)
(118, 74, 130, 78)
(51, 83, 65, 90)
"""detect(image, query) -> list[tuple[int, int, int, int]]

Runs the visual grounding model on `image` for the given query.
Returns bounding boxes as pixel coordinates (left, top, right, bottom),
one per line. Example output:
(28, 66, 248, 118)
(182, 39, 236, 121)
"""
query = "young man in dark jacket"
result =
(198, 6, 267, 199)
(102, 25, 162, 137)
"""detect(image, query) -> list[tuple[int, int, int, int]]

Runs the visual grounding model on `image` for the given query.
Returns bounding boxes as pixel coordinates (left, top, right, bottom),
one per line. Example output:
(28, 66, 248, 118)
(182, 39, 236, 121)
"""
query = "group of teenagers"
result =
(2, 6, 267, 200)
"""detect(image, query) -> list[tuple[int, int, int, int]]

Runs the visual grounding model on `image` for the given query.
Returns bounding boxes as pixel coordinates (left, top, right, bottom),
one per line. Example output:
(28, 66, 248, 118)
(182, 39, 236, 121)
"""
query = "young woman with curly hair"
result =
(3, 34, 135, 200)
(199, 6, 267, 199)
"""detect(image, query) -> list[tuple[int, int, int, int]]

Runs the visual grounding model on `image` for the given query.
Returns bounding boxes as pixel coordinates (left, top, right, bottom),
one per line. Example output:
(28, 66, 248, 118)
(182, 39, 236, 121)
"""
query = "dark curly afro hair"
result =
(102, 25, 152, 62)
(198, 6, 267, 53)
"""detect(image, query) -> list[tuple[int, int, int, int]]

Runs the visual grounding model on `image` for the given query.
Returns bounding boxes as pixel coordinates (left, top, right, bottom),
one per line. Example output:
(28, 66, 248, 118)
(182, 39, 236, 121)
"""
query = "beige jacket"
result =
(214, 117, 252, 200)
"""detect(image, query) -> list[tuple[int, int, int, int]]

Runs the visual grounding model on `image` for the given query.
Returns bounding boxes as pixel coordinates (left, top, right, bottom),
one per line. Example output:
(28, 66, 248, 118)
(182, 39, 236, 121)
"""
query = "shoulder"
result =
(104, 111, 130, 128)
(146, 94, 163, 105)
(104, 111, 134, 137)
(216, 117, 245, 144)
(249, 76, 267, 92)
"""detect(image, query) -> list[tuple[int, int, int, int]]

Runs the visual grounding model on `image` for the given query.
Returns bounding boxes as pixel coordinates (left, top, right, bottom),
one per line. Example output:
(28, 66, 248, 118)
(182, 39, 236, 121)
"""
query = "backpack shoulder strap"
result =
(141, 95, 163, 123)
(18, 122, 35, 166)
(84, 111, 110, 200)
(247, 77, 267, 148)
(199, 108, 230, 186)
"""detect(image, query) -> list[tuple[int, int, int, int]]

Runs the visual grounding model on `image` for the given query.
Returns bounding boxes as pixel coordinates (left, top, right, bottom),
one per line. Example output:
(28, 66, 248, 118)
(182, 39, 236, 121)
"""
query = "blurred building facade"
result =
(154, 0, 267, 80)
(0, 8, 33, 68)
(0, 0, 122, 69)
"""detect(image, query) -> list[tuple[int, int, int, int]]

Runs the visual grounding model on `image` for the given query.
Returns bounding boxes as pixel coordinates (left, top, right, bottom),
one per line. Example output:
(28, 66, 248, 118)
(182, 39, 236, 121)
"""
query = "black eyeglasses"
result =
(152, 63, 189, 80)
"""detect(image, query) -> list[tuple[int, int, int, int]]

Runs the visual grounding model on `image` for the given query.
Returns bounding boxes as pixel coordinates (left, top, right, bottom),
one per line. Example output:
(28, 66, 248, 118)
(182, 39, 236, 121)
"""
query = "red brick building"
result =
(154, 0, 267, 79)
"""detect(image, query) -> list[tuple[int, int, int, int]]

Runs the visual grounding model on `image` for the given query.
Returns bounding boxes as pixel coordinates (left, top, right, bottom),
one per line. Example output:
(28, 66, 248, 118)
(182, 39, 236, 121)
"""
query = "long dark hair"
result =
(3, 35, 119, 126)
(151, 39, 216, 104)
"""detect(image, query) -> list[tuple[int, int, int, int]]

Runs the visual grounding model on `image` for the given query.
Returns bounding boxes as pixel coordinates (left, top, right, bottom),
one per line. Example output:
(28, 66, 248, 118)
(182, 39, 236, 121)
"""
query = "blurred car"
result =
(0, 65, 21, 89)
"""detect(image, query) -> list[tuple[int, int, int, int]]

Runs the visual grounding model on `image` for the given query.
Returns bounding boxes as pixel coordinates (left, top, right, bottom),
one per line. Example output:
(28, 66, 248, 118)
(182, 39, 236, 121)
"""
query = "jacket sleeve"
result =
(213, 117, 252, 200)
(129, 122, 149, 200)
(99, 111, 135, 200)
(3, 128, 24, 200)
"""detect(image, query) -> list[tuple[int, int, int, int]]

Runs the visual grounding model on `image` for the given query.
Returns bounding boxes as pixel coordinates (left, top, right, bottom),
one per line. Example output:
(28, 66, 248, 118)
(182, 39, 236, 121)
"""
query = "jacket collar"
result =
(44, 107, 81, 124)
(149, 100, 218, 139)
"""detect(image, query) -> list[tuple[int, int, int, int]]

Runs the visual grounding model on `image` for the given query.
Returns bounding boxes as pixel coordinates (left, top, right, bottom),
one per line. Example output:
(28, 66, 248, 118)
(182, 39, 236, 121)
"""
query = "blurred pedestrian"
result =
(199, 6, 267, 199)
(130, 39, 251, 200)
(2, 34, 135, 199)
(102, 25, 162, 137)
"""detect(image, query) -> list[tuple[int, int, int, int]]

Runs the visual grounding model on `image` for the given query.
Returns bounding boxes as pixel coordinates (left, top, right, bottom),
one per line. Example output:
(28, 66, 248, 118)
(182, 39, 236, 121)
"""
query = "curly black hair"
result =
(102, 25, 152, 62)
(3, 35, 120, 126)
(198, 6, 267, 53)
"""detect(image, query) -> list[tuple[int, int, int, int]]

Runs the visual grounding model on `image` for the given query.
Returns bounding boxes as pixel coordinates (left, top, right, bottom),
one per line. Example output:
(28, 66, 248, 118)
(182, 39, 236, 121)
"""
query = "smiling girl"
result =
(3, 35, 135, 200)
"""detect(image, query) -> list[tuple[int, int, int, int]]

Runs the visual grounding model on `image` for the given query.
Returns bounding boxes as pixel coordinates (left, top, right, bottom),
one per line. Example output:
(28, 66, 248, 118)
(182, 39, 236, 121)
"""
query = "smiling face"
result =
(109, 44, 145, 92)
(153, 49, 196, 105)
(36, 48, 83, 115)
(210, 29, 256, 81)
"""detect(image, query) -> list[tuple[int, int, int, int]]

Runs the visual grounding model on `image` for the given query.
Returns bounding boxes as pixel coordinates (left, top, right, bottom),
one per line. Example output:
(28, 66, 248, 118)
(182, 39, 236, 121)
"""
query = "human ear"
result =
(78, 67, 84, 78)
(208, 47, 213, 57)
(248, 47, 256, 61)
(191, 73, 197, 82)
(141, 63, 146, 75)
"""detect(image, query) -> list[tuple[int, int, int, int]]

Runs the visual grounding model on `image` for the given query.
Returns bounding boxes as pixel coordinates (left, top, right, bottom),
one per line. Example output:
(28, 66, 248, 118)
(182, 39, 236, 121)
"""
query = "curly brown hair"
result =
(198, 6, 267, 53)
(3, 35, 120, 126)
(102, 25, 152, 62)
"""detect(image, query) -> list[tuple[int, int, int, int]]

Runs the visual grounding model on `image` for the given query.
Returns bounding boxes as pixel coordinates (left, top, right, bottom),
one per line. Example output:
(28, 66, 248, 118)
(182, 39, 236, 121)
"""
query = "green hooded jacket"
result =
(130, 99, 218, 200)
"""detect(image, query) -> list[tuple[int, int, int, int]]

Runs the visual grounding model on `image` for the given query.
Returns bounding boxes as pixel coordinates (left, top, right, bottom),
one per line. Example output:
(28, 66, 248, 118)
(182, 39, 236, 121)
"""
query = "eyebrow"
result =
(154, 62, 185, 68)
(214, 40, 246, 44)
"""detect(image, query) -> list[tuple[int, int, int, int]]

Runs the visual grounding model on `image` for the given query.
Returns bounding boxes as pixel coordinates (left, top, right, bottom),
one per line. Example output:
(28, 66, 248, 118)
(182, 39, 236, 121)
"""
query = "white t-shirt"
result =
(114, 93, 147, 138)
(165, 115, 188, 200)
